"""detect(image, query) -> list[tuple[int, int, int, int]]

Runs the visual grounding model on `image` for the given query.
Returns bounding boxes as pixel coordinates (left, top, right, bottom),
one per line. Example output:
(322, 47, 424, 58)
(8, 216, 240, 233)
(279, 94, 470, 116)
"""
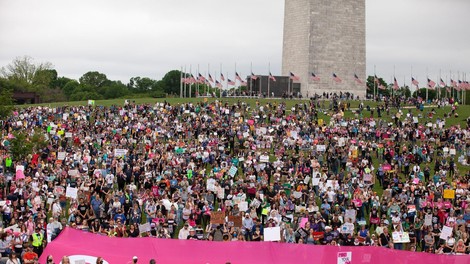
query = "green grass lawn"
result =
(22, 96, 383, 110)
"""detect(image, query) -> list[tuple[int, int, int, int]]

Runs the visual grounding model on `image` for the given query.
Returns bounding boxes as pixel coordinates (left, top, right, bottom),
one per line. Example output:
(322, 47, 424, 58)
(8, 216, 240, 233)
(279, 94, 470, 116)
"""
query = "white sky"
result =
(0, 0, 469, 86)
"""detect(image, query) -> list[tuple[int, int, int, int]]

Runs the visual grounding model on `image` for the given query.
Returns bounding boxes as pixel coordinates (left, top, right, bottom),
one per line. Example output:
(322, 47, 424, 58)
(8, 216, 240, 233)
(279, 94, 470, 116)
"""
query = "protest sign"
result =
(443, 189, 455, 199)
(228, 166, 237, 177)
(114, 149, 128, 158)
(66, 187, 78, 199)
(211, 211, 225, 225)
(424, 214, 432, 226)
(238, 201, 248, 212)
(139, 223, 151, 234)
(264, 227, 281, 242)
(440, 226, 453, 240)
(392, 232, 410, 243)
(228, 215, 242, 227)
(57, 152, 66, 161)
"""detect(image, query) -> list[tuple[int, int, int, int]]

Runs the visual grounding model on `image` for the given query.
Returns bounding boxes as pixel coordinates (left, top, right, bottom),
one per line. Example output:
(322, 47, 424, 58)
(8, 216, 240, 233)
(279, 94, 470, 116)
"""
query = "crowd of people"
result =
(0, 95, 469, 263)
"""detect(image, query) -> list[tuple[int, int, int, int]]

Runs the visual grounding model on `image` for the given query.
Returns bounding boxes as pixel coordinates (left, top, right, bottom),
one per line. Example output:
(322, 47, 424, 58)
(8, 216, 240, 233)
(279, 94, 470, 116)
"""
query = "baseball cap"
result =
(133, 256, 138, 260)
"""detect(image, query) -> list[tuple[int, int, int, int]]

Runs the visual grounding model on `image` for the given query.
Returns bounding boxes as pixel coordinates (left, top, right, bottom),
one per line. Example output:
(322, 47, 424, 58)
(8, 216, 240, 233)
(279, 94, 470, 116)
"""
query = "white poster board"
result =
(392, 232, 410, 243)
(66, 187, 78, 199)
(228, 166, 237, 177)
(238, 201, 248, 212)
(312, 177, 320, 186)
(57, 152, 66, 161)
(206, 178, 216, 192)
(114, 149, 128, 158)
(440, 226, 453, 240)
(139, 223, 151, 234)
(264, 226, 281, 241)
(259, 155, 270, 163)
(424, 214, 432, 226)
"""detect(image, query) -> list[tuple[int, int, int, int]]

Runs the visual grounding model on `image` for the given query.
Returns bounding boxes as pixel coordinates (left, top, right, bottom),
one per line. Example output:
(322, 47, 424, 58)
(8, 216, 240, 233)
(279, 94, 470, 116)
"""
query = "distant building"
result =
(282, 0, 366, 98)
(246, 75, 300, 98)
(13, 92, 40, 104)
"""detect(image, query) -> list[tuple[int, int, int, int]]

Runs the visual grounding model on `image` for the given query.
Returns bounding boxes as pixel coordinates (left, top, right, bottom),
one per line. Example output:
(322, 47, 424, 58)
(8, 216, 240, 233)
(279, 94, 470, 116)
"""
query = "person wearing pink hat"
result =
(12, 231, 23, 255)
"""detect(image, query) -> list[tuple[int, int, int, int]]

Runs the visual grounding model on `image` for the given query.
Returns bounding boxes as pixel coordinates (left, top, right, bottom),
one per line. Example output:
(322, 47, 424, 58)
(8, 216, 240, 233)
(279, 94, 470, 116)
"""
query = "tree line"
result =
(0, 56, 182, 103)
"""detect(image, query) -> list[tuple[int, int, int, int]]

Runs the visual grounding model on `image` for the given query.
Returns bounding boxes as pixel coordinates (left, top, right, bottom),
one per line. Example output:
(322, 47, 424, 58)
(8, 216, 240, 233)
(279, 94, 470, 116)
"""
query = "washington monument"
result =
(282, 0, 366, 98)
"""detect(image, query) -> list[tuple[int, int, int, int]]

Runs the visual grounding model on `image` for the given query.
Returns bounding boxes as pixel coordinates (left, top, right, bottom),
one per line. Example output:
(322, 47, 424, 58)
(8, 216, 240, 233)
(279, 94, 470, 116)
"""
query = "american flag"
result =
(411, 77, 419, 87)
(220, 73, 225, 82)
(198, 73, 206, 82)
(439, 78, 446, 87)
(290, 72, 300, 81)
(310, 72, 320, 81)
(393, 77, 399, 90)
(378, 84, 386, 90)
(251, 72, 258, 80)
(269, 72, 276, 82)
(427, 78, 436, 89)
(227, 79, 235, 86)
(235, 72, 243, 82)
(354, 74, 363, 84)
(205, 79, 211, 87)
(208, 74, 214, 83)
(446, 87, 451, 93)
(374, 75, 379, 84)
(189, 74, 197, 84)
(450, 79, 457, 87)
(458, 80, 463, 90)
(241, 80, 247, 86)
(465, 81, 470, 90)
(332, 73, 342, 83)
(215, 80, 222, 88)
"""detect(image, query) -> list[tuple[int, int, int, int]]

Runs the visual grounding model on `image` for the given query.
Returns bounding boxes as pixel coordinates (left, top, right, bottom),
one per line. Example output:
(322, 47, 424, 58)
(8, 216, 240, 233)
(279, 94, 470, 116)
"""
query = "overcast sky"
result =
(0, 0, 469, 86)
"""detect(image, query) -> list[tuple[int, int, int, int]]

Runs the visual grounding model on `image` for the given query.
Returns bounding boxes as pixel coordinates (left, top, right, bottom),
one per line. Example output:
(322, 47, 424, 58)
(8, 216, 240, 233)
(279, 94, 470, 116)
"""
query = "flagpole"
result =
(426, 67, 429, 103)
(220, 63, 222, 97)
(183, 65, 187, 98)
(437, 69, 442, 101)
(411, 65, 414, 98)
(250, 62, 253, 98)
(393, 65, 396, 99)
(207, 63, 210, 97)
(268, 63, 271, 98)
(259, 70, 262, 97)
(445, 74, 448, 99)
(235, 62, 239, 97)
(374, 65, 377, 100)
(189, 65, 192, 98)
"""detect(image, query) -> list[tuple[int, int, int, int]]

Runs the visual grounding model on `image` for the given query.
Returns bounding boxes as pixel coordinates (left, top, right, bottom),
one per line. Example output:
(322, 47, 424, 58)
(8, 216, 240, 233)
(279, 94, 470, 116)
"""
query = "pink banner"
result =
(40, 228, 468, 264)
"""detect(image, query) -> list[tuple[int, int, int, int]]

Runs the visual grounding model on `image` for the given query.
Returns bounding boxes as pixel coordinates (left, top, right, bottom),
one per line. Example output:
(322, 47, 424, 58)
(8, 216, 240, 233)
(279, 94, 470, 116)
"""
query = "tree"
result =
(79, 71, 109, 88)
(366, 75, 390, 97)
(161, 70, 181, 95)
(0, 88, 14, 118)
(33, 69, 58, 87)
(0, 56, 53, 84)
(413, 88, 437, 101)
(51, 76, 74, 90)
(9, 129, 48, 161)
(103, 81, 128, 99)
(63, 80, 80, 99)
(128, 77, 158, 93)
